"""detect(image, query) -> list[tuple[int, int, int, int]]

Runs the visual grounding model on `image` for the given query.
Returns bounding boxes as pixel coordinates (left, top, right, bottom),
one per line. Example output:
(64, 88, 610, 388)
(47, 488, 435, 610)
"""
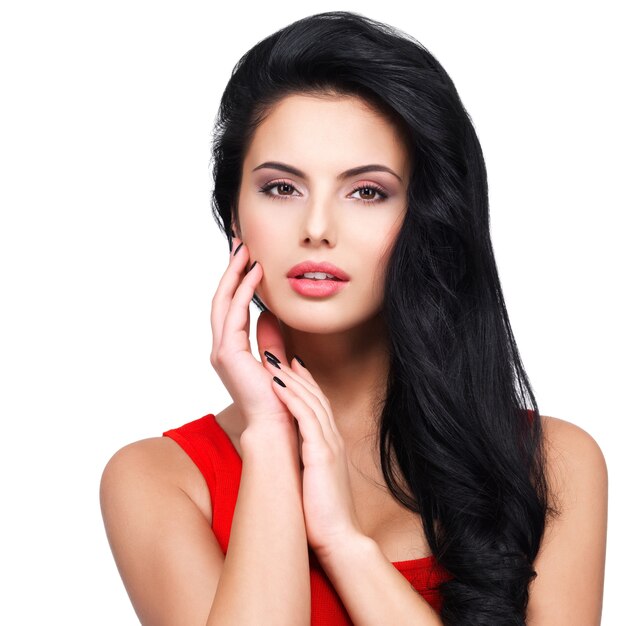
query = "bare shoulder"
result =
(526, 415, 608, 625)
(100, 437, 223, 624)
(540, 414, 608, 505)
(540, 413, 606, 458)
(100, 436, 212, 524)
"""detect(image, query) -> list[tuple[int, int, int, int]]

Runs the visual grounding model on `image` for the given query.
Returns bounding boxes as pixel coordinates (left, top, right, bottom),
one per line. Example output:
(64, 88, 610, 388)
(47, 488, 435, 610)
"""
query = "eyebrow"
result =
(251, 161, 403, 183)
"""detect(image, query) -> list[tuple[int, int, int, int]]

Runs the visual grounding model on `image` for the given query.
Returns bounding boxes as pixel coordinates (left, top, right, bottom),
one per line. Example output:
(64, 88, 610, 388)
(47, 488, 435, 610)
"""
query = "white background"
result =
(1, 1, 623, 623)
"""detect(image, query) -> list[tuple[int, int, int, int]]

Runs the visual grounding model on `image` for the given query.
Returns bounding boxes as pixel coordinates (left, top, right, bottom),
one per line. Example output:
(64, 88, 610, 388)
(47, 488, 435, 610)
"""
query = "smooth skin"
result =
(100, 94, 608, 625)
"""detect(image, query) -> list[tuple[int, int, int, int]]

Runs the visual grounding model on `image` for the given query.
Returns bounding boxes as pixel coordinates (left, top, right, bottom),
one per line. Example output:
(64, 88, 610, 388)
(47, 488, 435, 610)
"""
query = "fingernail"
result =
(247, 260, 257, 273)
(273, 376, 286, 387)
(266, 353, 280, 367)
(267, 358, 281, 370)
(264, 350, 281, 363)
(233, 242, 243, 256)
(293, 354, 306, 368)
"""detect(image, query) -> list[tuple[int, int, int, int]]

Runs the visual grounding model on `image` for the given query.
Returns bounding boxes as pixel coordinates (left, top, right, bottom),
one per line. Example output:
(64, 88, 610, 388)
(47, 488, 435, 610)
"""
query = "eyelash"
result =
(258, 179, 389, 204)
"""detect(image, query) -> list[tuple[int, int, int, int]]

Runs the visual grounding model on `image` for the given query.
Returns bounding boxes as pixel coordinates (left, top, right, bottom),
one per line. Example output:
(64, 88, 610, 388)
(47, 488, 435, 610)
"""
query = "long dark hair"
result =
(210, 10, 560, 624)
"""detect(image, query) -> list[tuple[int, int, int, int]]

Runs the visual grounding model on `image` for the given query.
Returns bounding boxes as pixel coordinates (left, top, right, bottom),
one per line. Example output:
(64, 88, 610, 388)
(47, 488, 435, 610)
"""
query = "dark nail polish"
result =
(293, 354, 306, 368)
(268, 358, 281, 370)
(233, 242, 243, 256)
(273, 376, 286, 388)
(248, 260, 257, 272)
(230, 229, 236, 238)
(264, 350, 281, 363)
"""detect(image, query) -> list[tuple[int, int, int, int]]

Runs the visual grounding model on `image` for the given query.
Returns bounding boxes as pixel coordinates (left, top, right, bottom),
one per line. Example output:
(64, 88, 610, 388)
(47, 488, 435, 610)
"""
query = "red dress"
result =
(163, 413, 453, 623)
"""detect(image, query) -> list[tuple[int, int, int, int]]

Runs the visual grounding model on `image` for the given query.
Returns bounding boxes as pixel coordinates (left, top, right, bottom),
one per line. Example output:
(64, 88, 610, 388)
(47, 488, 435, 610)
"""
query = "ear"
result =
(230, 208, 240, 239)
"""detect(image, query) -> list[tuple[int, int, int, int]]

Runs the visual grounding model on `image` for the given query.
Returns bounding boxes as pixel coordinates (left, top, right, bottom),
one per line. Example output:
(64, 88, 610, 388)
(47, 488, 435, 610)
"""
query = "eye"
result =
(257, 180, 389, 204)
(258, 180, 299, 201)
(349, 183, 388, 204)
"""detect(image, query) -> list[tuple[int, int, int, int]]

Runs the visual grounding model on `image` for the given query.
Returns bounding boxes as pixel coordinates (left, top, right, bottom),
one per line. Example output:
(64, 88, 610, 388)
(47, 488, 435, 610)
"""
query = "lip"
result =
(288, 277, 349, 297)
(286, 260, 350, 281)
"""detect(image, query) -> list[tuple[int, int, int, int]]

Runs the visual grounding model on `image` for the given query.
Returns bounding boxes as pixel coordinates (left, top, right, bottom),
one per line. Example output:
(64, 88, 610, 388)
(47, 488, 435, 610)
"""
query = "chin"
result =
(279, 310, 374, 337)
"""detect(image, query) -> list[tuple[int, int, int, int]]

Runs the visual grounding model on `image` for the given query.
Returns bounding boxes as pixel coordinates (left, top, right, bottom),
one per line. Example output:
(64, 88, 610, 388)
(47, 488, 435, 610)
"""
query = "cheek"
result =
(369, 232, 402, 288)
(362, 217, 401, 261)
(239, 205, 278, 255)
(239, 187, 299, 239)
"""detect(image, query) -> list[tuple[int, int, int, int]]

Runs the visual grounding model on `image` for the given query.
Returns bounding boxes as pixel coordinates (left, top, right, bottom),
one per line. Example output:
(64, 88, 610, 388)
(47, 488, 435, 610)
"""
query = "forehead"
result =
(244, 94, 412, 179)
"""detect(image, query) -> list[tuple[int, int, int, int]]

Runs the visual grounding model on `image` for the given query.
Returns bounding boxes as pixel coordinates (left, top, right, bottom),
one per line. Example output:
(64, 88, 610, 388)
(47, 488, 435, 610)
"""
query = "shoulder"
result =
(100, 436, 212, 524)
(99, 437, 224, 624)
(539, 413, 608, 535)
(526, 415, 608, 624)
(540, 413, 606, 460)
(540, 414, 608, 500)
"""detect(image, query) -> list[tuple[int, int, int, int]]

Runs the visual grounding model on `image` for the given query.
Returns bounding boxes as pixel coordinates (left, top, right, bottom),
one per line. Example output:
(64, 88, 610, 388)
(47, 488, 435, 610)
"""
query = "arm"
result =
(100, 421, 310, 626)
(316, 535, 443, 626)
(207, 421, 310, 625)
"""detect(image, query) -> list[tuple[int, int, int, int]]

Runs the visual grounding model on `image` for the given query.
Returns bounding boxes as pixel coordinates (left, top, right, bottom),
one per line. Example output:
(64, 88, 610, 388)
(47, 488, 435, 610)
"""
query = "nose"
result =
(300, 192, 336, 247)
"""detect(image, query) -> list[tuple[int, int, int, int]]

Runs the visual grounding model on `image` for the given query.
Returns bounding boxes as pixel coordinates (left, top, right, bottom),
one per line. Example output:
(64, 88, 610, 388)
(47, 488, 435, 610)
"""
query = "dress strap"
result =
(163, 413, 242, 553)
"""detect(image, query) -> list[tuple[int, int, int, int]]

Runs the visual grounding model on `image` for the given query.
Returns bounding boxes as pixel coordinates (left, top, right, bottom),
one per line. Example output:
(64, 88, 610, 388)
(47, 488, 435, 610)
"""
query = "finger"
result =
(268, 365, 337, 445)
(285, 357, 323, 395)
(220, 259, 263, 355)
(271, 376, 328, 449)
(210, 238, 251, 348)
(286, 358, 340, 437)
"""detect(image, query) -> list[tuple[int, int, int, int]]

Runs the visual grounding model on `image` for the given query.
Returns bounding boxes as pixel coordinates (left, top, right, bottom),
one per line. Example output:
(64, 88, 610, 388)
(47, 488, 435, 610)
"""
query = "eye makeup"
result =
(257, 179, 389, 204)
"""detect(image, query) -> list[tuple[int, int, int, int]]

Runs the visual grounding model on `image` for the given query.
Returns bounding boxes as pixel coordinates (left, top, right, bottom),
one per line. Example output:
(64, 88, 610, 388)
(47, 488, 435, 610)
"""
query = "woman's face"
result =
(235, 93, 411, 334)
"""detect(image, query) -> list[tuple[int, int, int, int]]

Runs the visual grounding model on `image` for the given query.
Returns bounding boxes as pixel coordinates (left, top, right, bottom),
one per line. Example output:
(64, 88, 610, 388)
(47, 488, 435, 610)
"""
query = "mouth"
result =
(287, 261, 351, 282)
(294, 274, 344, 281)
(287, 275, 349, 297)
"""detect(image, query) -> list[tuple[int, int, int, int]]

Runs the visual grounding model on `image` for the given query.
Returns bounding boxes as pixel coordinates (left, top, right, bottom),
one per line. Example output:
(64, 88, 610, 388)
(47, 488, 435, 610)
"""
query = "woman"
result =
(100, 11, 607, 625)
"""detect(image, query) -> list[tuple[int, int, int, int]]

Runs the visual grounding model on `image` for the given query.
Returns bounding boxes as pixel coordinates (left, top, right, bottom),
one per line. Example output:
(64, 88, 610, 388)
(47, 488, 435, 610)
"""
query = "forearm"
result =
(317, 534, 443, 626)
(206, 421, 310, 626)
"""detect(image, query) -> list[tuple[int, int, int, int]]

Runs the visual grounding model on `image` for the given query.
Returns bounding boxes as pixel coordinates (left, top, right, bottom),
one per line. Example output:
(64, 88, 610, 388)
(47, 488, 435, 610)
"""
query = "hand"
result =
(210, 237, 298, 430)
(263, 356, 366, 558)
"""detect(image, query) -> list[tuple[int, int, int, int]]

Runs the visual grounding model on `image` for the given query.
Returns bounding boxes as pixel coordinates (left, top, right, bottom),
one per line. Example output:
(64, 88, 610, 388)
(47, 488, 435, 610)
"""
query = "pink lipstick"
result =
(286, 260, 350, 298)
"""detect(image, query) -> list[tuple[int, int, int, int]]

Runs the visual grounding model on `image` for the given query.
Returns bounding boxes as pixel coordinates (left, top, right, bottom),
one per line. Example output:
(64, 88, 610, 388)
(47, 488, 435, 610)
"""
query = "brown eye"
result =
(258, 180, 299, 201)
(350, 184, 388, 203)
(358, 187, 377, 200)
